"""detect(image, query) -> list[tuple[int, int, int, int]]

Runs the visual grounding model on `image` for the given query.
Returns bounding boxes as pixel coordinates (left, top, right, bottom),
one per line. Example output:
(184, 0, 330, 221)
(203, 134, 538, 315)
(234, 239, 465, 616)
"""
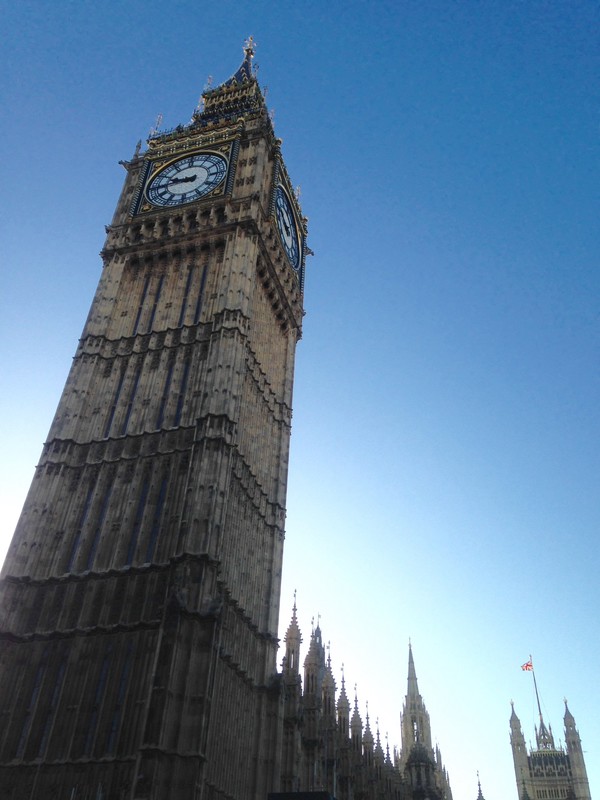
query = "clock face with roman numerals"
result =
(275, 185, 301, 271)
(146, 153, 227, 207)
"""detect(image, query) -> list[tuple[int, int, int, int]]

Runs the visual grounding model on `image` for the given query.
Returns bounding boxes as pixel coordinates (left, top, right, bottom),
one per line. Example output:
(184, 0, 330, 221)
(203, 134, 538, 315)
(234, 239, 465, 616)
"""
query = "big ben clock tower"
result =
(0, 41, 306, 800)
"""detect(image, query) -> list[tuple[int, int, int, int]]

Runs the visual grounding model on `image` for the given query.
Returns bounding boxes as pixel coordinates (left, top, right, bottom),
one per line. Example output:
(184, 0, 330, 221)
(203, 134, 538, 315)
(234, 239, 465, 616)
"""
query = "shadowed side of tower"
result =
(0, 42, 307, 800)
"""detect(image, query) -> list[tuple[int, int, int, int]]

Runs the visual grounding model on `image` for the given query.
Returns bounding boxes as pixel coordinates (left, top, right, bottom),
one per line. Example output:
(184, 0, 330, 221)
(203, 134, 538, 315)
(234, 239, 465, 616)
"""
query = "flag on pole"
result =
(521, 659, 533, 671)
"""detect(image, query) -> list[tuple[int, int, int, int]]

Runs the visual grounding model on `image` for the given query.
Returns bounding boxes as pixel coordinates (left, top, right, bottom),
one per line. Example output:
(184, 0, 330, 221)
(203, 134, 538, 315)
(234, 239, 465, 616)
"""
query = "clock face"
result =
(146, 153, 228, 208)
(275, 185, 301, 271)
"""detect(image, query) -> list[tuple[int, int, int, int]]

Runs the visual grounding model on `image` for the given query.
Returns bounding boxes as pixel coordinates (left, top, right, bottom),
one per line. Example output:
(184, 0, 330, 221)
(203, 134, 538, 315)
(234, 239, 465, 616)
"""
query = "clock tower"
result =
(0, 41, 306, 800)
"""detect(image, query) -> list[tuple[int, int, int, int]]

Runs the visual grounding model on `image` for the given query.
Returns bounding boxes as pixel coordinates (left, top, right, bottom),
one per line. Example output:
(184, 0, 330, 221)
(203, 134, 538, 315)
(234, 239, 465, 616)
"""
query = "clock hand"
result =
(168, 174, 197, 185)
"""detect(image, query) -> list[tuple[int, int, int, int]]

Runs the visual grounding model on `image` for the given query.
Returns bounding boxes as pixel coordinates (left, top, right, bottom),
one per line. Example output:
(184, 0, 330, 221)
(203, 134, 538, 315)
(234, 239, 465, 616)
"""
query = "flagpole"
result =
(529, 654, 543, 722)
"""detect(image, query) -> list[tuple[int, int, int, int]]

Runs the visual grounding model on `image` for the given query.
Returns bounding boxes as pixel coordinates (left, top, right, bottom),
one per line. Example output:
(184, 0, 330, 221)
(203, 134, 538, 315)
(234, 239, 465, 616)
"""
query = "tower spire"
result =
(401, 644, 436, 771)
(192, 37, 264, 125)
(283, 593, 302, 673)
(476, 771, 486, 800)
(407, 640, 419, 697)
(225, 35, 257, 85)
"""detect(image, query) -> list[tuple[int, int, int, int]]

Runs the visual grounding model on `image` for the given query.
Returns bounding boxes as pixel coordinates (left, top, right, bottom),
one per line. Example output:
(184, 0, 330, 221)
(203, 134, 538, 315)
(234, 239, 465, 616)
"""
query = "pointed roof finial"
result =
(476, 771, 485, 800)
(194, 40, 264, 125)
(564, 698, 576, 725)
(149, 113, 163, 138)
(244, 35, 256, 58)
(510, 700, 521, 724)
(220, 38, 257, 88)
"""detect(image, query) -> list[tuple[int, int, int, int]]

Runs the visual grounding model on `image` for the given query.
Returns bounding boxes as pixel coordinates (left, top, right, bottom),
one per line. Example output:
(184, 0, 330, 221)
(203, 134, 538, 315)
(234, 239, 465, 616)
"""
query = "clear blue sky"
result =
(1, 3, 598, 799)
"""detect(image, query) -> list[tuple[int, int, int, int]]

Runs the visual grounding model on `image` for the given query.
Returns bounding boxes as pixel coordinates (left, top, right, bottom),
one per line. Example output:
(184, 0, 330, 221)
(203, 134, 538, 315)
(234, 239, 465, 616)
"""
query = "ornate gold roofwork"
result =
(195, 37, 264, 123)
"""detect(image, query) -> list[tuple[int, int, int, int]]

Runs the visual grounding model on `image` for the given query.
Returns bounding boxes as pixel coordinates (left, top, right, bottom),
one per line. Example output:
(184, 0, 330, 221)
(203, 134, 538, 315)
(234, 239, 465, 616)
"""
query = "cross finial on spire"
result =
(149, 113, 163, 137)
(244, 35, 256, 57)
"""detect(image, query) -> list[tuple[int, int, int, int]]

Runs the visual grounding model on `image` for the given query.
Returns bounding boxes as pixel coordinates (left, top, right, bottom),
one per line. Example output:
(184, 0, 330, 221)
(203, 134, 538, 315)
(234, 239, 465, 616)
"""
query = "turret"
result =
(351, 690, 363, 754)
(363, 706, 374, 767)
(280, 598, 304, 792)
(563, 701, 591, 800)
(373, 722, 386, 789)
(303, 620, 326, 699)
(302, 620, 326, 788)
(321, 650, 338, 796)
(337, 667, 350, 738)
(322, 652, 337, 721)
(510, 701, 528, 787)
(374, 723, 385, 769)
(283, 594, 302, 675)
